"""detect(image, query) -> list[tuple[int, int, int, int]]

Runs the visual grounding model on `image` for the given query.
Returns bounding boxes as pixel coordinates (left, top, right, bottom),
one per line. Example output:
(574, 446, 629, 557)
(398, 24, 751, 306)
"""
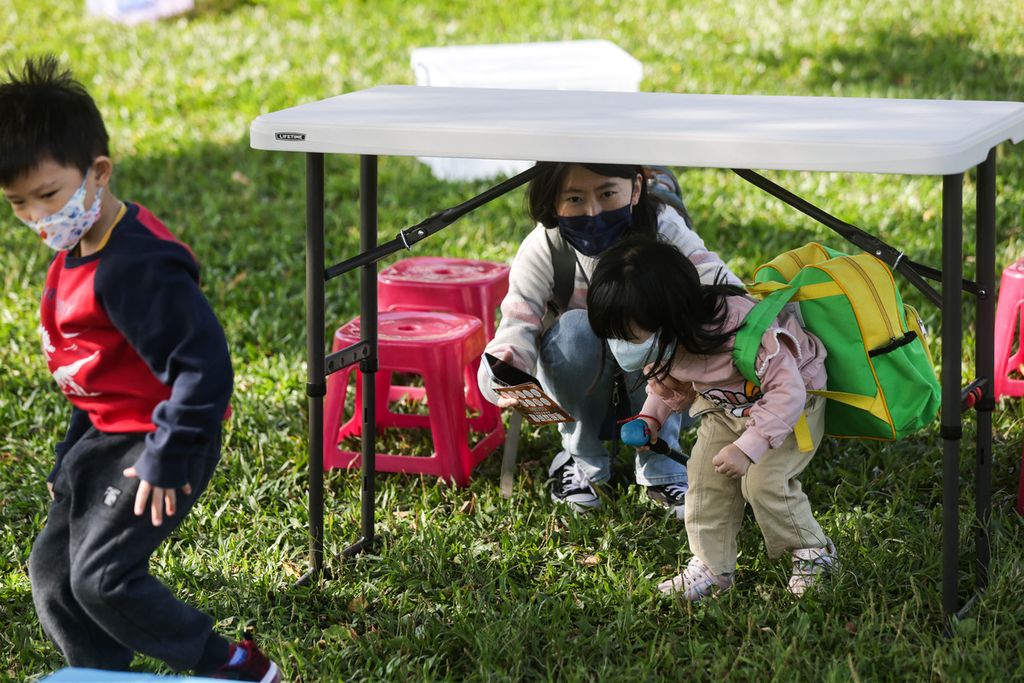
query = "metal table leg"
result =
(355, 154, 379, 555)
(973, 149, 996, 593)
(298, 152, 326, 585)
(941, 172, 964, 624)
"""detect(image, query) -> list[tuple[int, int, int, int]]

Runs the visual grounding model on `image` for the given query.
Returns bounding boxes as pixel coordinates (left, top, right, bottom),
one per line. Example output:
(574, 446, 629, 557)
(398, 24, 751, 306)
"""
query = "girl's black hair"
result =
(0, 55, 109, 185)
(587, 232, 747, 382)
(526, 162, 659, 232)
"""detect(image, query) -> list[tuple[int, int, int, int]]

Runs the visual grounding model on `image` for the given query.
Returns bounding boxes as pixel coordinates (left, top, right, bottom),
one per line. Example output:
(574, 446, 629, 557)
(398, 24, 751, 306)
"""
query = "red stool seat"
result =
(323, 311, 504, 486)
(995, 257, 1024, 400)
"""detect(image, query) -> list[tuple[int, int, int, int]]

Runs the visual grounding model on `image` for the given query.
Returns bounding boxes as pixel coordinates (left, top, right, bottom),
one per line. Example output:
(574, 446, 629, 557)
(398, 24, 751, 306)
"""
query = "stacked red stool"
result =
(993, 257, 1024, 514)
(323, 257, 510, 486)
(378, 256, 510, 414)
(377, 256, 509, 338)
(323, 311, 504, 486)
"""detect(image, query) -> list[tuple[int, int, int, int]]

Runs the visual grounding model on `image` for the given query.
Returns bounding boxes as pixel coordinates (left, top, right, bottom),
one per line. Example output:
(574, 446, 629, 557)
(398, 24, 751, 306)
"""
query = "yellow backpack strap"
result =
(794, 412, 814, 452)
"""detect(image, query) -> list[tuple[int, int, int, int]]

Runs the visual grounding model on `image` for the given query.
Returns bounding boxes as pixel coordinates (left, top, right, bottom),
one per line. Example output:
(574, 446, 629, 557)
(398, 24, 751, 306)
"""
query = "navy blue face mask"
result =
(557, 204, 634, 257)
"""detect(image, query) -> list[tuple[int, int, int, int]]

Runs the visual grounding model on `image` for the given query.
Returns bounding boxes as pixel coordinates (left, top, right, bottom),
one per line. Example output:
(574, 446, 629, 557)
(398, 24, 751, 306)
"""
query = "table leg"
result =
(299, 152, 326, 585)
(358, 155, 378, 551)
(941, 172, 964, 625)
(973, 149, 996, 593)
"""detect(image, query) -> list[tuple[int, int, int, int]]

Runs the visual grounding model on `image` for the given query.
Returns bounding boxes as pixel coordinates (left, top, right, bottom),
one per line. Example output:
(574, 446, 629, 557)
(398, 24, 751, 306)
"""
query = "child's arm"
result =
(638, 379, 691, 443)
(96, 240, 232, 499)
(731, 330, 810, 464)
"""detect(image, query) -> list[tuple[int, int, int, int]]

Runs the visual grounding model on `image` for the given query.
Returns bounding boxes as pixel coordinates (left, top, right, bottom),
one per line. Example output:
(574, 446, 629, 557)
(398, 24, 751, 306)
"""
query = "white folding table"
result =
(250, 85, 1024, 623)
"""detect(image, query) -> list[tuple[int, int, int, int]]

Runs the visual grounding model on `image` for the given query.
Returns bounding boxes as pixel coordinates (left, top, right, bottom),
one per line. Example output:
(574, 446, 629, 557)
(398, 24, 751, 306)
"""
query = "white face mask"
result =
(608, 332, 660, 372)
(18, 175, 103, 252)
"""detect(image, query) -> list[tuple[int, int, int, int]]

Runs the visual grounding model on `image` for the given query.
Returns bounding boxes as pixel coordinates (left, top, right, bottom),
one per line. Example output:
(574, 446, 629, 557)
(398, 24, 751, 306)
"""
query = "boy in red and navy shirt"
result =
(0, 56, 280, 682)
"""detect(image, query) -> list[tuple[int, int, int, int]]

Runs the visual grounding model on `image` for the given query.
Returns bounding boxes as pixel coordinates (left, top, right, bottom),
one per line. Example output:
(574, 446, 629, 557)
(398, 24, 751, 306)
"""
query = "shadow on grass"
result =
(764, 25, 1024, 101)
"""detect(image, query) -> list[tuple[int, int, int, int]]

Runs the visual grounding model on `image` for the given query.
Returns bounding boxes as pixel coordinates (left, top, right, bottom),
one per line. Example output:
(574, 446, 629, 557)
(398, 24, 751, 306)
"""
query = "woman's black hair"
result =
(587, 232, 747, 382)
(526, 162, 659, 232)
(0, 55, 109, 185)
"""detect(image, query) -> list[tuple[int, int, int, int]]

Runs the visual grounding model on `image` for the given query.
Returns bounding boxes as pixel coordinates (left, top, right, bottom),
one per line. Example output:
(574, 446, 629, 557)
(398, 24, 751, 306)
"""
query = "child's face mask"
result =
(18, 174, 103, 252)
(608, 331, 660, 372)
(557, 204, 633, 257)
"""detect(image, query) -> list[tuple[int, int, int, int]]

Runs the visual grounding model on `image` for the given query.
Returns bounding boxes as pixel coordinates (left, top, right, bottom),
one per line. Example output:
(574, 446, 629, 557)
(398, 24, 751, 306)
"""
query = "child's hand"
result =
(711, 444, 752, 479)
(122, 466, 192, 527)
(636, 417, 660, 452)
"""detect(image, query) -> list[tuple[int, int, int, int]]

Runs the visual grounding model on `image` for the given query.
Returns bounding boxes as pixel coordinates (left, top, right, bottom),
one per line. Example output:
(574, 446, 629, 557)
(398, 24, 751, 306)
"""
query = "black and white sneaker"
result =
(550, 460, 601, 511)
(645, 482, 687, 519)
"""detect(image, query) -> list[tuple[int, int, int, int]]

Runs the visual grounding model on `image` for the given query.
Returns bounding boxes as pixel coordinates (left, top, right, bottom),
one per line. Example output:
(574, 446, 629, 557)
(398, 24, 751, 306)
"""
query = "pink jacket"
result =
(640, 295, 827, 463)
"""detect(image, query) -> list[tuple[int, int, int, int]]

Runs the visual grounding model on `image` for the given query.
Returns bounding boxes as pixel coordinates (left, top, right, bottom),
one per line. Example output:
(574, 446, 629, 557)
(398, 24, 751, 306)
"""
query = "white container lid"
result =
(410, 40, 642, 90)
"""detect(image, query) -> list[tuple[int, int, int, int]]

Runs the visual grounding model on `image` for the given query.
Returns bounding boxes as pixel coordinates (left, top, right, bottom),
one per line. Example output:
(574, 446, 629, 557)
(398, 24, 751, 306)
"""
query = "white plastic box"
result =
(86, 0, 193, 25)
(409, 40, 643, 181)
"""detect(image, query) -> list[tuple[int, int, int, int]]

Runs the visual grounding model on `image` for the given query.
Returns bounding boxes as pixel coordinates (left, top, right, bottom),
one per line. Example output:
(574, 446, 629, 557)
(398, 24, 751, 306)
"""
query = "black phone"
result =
(485, 353, 539, 387)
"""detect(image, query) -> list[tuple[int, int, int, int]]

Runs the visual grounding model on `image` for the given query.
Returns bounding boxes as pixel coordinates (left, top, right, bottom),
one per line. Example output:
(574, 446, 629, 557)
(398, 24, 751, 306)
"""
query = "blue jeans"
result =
(536, 309, 691, 486)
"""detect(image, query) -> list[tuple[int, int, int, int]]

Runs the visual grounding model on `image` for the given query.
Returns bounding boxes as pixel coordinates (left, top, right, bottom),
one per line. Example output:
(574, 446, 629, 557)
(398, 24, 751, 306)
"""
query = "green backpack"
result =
(732, 242, 941, 442)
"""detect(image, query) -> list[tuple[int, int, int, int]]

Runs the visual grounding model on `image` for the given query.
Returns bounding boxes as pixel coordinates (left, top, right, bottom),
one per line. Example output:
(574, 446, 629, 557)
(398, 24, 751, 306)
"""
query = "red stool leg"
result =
(994, 259, 1024, 400)
(423, 350, 475, 485)
(324, 365, 357, 470)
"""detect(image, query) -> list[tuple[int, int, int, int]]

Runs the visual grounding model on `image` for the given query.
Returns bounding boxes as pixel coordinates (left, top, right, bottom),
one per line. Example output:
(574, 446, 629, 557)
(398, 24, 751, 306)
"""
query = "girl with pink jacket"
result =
(587, 233, 837, 601)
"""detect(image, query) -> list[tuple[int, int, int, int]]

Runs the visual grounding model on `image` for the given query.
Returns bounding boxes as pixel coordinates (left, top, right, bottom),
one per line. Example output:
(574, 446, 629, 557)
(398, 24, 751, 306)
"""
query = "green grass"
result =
(2, 0, 1024, 680)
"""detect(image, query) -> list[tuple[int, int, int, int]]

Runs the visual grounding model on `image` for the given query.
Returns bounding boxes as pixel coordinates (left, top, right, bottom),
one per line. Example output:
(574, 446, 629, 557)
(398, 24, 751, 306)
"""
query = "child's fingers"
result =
(164, 488, 176, 517)
(150, 488, 164, 526)
(134, 480, 152, 516)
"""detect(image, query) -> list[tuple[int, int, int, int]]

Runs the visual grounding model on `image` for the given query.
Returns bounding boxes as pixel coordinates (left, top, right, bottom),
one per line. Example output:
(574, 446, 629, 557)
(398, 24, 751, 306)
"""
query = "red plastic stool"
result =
(323, 311, 504, 486)
(994, 257, 1024, 400)
(378, 256, 510, 339)
(379, 256, 510, 415)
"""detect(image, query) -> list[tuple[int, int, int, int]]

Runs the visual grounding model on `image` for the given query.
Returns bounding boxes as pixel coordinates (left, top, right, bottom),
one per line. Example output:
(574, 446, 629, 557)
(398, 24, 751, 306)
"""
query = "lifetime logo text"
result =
(275, 132, 306, 141)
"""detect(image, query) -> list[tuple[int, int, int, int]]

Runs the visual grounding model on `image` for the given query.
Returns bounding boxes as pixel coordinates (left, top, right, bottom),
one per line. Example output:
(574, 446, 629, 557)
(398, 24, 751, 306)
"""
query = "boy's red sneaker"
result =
(211, 635, 282, 682)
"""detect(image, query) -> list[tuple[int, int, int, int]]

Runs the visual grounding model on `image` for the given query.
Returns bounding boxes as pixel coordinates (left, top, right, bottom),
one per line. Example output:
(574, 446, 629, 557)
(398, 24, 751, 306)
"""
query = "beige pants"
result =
(685, 395, 829, 575)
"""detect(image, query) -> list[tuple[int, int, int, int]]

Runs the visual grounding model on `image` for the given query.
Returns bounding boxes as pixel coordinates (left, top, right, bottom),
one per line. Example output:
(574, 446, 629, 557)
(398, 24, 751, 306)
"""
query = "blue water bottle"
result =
(621, 418, 669, 453)
(620, 418, 689, 464)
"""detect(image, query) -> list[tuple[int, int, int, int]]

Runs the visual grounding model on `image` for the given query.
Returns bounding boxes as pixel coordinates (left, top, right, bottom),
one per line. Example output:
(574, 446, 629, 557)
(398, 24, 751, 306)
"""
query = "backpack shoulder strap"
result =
(545, 227, 576, 316)
(732, 286, 800, 387)
(732, 285, 815, 454)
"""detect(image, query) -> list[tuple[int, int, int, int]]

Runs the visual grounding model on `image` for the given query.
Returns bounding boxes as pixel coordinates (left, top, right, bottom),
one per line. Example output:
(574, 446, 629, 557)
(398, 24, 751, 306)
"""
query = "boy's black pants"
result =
(28, 428, 229, 671)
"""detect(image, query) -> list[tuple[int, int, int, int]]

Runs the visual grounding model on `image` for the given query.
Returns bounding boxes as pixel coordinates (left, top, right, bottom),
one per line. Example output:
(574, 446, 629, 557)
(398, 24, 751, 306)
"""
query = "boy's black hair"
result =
(0, 55, 109, 186)
(587, 232, 747, 382)
(526, 162, 659, 232)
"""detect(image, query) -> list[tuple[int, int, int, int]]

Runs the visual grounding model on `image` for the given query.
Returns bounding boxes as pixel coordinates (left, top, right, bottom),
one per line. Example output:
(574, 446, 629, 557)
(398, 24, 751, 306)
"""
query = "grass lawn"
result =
(2, 0, 1024, 680)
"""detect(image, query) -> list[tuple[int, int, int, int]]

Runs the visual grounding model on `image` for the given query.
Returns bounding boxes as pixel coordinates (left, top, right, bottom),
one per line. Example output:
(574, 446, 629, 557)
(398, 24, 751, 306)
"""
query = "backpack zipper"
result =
(785, 251, 806, 272)
(842, 256, 897, 342)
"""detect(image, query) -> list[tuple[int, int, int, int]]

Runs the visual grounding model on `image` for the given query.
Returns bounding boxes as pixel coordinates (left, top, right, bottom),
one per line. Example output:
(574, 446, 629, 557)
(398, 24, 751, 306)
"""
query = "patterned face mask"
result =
(18, 174, 103, 252)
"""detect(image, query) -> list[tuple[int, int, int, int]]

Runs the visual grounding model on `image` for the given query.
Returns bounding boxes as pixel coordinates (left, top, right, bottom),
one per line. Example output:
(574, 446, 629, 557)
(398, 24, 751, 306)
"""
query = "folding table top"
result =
(250, 85, 1024, 175)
